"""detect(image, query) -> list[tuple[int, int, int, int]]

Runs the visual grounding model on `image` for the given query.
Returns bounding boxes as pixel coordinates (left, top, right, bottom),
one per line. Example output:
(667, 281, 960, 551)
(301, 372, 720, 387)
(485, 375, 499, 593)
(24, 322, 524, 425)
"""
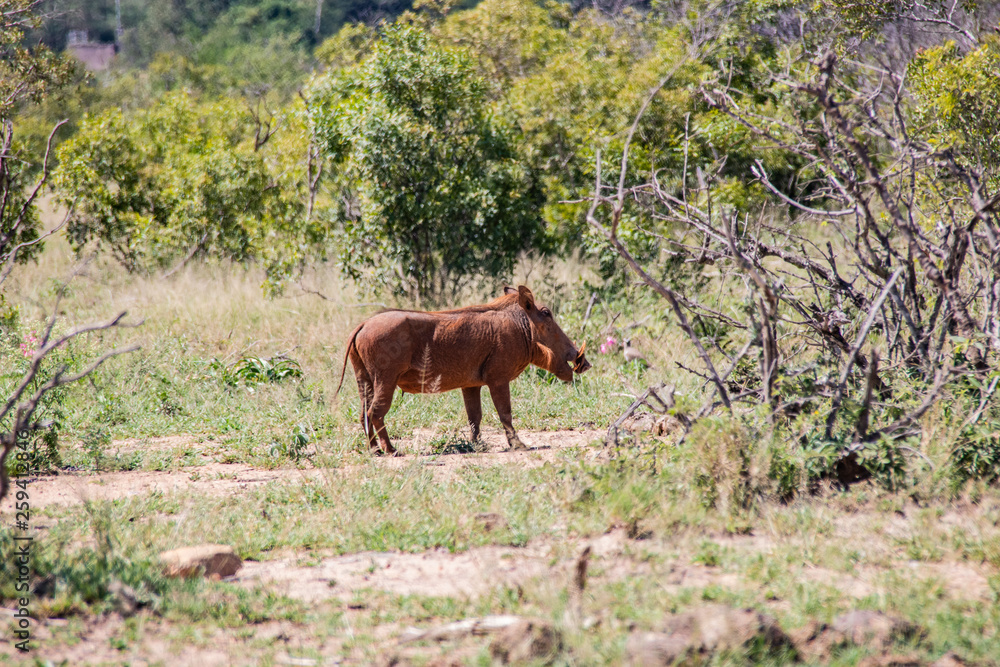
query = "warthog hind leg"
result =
(462, 386, 483, 442)
(488, 383, 528, 451)
(353, 364, 378, 451)
(368, 380, 399, 456)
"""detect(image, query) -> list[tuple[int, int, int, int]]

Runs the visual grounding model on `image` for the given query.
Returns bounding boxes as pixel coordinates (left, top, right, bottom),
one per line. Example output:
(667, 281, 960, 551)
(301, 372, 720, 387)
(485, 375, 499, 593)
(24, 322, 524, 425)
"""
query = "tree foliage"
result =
(909, 36, 1000, 187)
(1, 0, 74, 278)
(55, 93, 269, 271)
(53, 92, 323, 290)
(310, 23, 543, 300)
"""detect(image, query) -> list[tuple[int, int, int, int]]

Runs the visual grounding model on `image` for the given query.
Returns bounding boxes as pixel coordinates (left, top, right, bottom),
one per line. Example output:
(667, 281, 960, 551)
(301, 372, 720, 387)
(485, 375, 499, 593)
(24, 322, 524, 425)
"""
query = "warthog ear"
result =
(517, 285, 536, 311)
(503, 285, 517, 295)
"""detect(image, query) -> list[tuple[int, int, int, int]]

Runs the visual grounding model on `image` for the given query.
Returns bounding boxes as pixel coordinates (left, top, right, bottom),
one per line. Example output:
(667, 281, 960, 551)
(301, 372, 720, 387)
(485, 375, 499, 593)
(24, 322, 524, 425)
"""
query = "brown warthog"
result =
(335, 285, 591, 455)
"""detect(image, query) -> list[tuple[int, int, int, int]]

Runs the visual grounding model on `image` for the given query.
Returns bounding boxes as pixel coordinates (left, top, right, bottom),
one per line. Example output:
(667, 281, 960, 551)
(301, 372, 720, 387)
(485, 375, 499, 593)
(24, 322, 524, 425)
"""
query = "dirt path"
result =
(237, 524, 994, 605)
(3, 428, 603, 511)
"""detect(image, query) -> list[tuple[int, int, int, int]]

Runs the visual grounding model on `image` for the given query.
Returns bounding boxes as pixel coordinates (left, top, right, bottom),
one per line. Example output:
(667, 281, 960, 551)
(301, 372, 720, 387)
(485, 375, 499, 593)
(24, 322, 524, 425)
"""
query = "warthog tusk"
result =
(573, 341, 588, 372)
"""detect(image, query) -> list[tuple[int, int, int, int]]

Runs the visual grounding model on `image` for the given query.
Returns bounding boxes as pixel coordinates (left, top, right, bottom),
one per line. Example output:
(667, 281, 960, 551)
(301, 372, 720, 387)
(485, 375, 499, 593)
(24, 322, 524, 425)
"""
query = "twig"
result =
(589, 153, 732, 410)
(582, 292, 598, 331)
(752, 160, 855, 217)
(856, 350, 879, 439)
(161, 232, 208, 279)
(298, 282, 386, 308)
(958, 375, 1000, 432)
(825, 267, 904, 438)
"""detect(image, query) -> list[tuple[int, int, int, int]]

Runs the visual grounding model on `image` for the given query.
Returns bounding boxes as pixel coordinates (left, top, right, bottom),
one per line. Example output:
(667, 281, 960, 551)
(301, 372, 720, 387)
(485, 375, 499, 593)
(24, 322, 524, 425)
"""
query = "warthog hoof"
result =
(507, 439, 529, 452)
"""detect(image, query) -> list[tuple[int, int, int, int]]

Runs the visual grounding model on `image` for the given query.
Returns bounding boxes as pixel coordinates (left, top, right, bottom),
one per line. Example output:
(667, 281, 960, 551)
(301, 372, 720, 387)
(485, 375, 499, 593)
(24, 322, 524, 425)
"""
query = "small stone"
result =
(626, 605, 790, 666)
(425, 657, 467, 667)
(160, 544, 242, 579)
(275, 656, 319, 666)
(489, 618, 562, 665)
(651, 416, 683, 436)
(788, 620, 845, 660)
(930, 652, 968, 667)
(686, 604, 790, 652)
(375, 654, 406, 667)
(31, 574, 56, 598)
(625, 631, 692, 666)
(858, 654, 923, 667)
(832, 610, 920, 650)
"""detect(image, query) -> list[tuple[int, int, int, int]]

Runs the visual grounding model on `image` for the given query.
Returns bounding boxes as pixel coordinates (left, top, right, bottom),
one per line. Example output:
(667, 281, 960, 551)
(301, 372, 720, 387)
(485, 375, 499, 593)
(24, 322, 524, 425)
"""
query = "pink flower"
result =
(599, 336, 617, 354)
(19, 331, 38, 359)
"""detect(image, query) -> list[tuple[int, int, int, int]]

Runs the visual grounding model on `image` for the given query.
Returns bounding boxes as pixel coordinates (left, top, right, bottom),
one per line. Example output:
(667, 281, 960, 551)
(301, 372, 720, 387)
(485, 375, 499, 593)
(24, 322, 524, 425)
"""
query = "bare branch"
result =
(825, 267, 903, 438)
(1, 310, 141, 501)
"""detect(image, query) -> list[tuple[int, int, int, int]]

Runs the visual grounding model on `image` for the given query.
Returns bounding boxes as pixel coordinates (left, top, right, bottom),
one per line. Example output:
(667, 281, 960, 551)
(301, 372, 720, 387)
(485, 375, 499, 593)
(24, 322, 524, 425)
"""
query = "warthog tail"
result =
(335, 323, 364, 397)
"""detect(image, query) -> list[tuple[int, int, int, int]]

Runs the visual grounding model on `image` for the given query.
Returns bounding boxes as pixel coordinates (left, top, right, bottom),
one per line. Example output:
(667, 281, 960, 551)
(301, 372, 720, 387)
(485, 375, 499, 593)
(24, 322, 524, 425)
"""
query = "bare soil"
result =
(4, 428, 603, 511)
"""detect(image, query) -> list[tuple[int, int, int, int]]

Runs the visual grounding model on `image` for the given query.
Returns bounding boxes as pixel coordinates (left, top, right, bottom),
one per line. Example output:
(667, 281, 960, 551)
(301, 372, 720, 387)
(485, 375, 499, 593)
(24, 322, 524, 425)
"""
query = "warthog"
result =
(335, 285, 591, 455)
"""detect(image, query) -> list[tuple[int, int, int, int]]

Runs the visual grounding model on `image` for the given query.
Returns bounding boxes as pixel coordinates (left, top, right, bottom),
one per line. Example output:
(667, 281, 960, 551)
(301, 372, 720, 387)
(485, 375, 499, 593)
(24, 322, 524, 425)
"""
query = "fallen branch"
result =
(398, 615, 524, 644)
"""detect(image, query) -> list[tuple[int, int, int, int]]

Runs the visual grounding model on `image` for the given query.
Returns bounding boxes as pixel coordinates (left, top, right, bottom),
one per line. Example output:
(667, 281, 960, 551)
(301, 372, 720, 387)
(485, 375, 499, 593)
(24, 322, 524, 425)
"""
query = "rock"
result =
(625, 632, 693, 666)
(275, 656, 319, 666)
(685, 604, 789, 651)
(378, 652, 467, 667)
(376, 654, 407, 667)
(930, 653, 968, 667)
(489, 618, 562, 665)
(160, 544, 242, 579)
(858, 654, 924, 667)
(651, 416, 683, 436)
(621, 413, 682, 437)
(626, 605, 790, 666)
(425, 657, 468, 667)
(31, 574, 56, 598)
(832, 611, 920, 650)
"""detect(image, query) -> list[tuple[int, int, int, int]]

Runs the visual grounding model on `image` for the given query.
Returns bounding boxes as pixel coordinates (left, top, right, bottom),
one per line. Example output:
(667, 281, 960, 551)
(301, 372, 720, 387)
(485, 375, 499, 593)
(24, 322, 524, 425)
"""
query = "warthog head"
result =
(508, 285, 592, 383)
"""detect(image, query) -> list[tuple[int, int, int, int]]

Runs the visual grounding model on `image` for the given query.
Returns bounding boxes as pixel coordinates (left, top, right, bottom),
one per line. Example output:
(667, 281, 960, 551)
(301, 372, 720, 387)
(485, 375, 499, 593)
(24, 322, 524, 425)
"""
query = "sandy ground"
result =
(3, 428, 604, 511)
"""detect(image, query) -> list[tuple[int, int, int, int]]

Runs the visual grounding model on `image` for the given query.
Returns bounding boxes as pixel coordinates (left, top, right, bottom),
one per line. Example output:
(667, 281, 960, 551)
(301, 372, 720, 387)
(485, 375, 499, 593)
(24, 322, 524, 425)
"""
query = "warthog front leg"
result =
(487, 383, 527, 451)
(462, 386, 483, 442)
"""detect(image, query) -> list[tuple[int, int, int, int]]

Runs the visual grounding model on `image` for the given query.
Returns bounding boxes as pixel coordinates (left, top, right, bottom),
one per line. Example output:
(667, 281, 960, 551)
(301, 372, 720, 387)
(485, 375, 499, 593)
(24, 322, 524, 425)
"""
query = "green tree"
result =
(0, 0, 73, 277)
(53, 91, 320, 291)
(909, 37, 1000, 188)
(309, 23, 543, 300)
(54, 93, 268, 271)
